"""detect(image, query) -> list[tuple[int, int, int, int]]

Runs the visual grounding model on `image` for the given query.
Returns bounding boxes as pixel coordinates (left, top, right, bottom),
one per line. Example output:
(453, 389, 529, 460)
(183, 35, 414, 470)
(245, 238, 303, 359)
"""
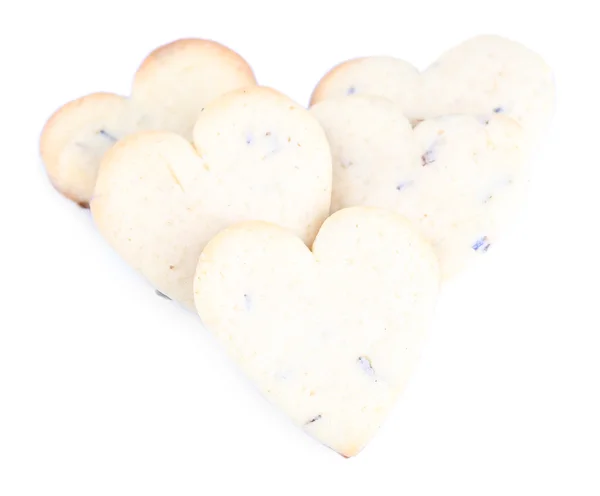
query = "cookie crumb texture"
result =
(194, 207, 440, 457)
(311, 95, 528, 279)
(40, 38, 257, 206)
(310, 35, 555, 144)
(91, 86, 332, 309)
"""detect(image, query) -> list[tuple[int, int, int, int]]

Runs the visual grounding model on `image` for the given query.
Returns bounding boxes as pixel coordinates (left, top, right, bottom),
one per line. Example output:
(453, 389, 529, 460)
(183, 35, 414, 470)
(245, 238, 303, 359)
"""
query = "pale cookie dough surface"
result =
(194, 207, 440, 457)
(311, 96, 528, 279)
(310, 35, 555, 143)
(40, 38, 257, 206)
(92, 86, 332, 308)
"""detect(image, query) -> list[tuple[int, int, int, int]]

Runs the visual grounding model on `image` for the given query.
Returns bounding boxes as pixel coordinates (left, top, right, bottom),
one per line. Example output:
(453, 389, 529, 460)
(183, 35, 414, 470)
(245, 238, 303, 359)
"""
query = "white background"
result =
(1, 1, 599, 495)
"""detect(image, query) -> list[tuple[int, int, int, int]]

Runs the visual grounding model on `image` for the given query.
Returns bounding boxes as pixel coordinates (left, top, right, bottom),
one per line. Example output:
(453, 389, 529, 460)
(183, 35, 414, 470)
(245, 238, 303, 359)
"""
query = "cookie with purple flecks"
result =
(91, 86, 332, 308)
(311, 95, 529, 279)
(194, 206, 440, 457)
(40, 38, 257, 207)
(310, 35, 555, 144)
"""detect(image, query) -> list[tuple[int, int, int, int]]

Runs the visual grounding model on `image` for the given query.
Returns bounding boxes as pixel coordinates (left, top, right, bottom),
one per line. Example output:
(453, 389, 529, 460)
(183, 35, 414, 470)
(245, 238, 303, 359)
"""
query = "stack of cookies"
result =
(39, 35, 555, 457)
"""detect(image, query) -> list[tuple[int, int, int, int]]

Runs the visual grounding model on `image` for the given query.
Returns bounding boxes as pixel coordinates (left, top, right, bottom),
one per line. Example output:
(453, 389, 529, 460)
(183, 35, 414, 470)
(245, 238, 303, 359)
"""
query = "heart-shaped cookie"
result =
(310, 95, 528, 279)
(40, 38, 257, 207)
(91, 86, 332, 308)
(310, 35, 555, 143)
(194, 206, 440, 457)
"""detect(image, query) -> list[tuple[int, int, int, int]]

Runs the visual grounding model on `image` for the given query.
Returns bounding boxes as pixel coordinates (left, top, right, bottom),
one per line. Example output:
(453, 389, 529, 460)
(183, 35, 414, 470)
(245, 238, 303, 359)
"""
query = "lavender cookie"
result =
(40, 38, 257, 207)
(194, 207, 440, 456)
(311, 95, 528, 279)
(310, 35, 555, 144)
(92, 87, 332, 308)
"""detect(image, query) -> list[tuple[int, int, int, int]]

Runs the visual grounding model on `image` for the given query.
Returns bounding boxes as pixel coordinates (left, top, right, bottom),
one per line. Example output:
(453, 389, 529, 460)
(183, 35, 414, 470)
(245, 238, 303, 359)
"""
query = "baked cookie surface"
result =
(92, 86, 332, 308)
(40, 38, 257, 206)
(311, 95, 528, 279)
(310, 35, 555, 143)
(194, 206, 441, 457)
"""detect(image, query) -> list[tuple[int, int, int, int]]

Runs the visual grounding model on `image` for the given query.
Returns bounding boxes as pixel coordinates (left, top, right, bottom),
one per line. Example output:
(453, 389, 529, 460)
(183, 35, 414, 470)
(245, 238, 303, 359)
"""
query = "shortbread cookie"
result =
(194, 206, 441, 457)
(40, 38, 257, 207)
(311, 95, 528, 279)
(91, 86, 332, 308)
(310, 35, 555, 142)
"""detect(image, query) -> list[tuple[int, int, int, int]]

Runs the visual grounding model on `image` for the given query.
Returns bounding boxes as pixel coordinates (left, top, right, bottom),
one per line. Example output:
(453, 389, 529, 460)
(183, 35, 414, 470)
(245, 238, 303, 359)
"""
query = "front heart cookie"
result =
(40, 38, 257, 207)
(194, 206, 440, 457)
(310, 95, 528, 279)
(310, 35, 555, 143)
(91, 86, 332, 308)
